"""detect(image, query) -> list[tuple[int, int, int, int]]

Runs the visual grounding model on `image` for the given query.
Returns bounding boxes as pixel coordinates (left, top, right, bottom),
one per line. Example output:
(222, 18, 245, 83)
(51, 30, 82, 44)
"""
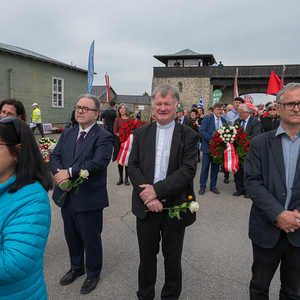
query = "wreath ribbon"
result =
(224, 142, 239, 173)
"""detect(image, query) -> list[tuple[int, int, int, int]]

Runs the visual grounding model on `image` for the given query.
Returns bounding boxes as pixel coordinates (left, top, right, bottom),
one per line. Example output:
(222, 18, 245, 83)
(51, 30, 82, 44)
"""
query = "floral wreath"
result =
(119, 119, 148, 143)
(209, 124, 250, 168)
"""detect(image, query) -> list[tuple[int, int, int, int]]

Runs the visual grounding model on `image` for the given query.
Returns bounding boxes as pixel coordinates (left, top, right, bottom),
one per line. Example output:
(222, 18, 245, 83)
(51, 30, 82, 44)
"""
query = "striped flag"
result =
(199, 95, 203, 107)
(244, 94, 253, 104)
(105, 74, 110, 102)
(87, 41, 95, 94)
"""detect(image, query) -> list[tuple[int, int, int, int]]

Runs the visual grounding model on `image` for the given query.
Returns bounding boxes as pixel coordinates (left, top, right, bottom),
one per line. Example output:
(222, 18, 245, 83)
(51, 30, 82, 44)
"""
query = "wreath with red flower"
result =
(119, 119, 148, 143)
(209, 124, 251, 168)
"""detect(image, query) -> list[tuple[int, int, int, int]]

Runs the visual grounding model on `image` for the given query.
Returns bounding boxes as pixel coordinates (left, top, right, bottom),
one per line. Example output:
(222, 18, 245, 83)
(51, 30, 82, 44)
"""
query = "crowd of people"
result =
(0, 83, 300, 299)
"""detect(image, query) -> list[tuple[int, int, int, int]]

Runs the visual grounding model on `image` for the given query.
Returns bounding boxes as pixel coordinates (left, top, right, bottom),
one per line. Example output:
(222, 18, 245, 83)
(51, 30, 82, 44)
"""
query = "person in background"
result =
(190, 108, 201, 162)
(175, 107, 191, 126)
(0, 117, 53, 299)
(136, 111, 141, 120)
(0, 98, 26, 121)
(174, 60, 181, 67)
(113, 103, 132, 186)
(102, 101, 117, 136)
(71, 106, 78, 127)
(208, 107, 213, 115)
(31, 103, 44, 138)
(218, 61, 224, 66)
(226, 97, 244, 125)
(261, 103, 280, 132)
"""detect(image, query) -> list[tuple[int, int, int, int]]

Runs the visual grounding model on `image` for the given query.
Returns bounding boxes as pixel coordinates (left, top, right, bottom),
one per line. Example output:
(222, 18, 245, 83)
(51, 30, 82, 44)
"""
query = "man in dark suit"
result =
(233, 104, 262, 197)
(174, 106, 191, 126)
(199, 101, 226, 195)
(50, 94, 114, 294)
(244, 83, 300, 299)
(128, 83, 198, 300)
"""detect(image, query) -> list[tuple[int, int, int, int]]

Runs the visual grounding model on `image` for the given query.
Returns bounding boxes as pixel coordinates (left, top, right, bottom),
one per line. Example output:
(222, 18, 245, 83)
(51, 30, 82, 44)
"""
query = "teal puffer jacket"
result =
(0, 175, 51, 299)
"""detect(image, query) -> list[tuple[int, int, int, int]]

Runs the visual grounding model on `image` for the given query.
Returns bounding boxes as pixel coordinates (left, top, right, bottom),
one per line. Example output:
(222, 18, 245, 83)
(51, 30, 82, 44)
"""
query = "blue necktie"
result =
(74, 131, 86, 156)
(242, 120, 246, 129)
(216, 118, 220, 130)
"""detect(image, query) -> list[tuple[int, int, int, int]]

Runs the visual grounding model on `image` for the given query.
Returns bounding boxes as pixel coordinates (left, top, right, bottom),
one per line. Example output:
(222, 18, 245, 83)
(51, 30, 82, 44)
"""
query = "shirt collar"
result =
(157, 120, 175, 130)
(276, 124, 300, 138)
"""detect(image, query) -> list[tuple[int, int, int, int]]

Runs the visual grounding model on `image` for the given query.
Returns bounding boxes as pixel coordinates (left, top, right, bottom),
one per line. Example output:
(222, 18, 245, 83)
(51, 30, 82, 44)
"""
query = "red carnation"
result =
(217, 142, 220, 146)
(246, 147, 249, 151)
(215, 152, 219, 156)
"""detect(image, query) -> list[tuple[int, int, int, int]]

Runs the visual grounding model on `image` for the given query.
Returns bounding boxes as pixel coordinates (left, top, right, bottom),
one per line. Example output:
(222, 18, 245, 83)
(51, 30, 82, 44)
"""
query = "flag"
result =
(87, 41, 95, 94)
(260, 102, 262, 110)
(198, 95, 203, 107)
(266, 71, 282, 95)
(244, 94, 253, 104)
(233, 68, 239, 103)
(280, 65, 286, 90)
(105, 74, 110, 102)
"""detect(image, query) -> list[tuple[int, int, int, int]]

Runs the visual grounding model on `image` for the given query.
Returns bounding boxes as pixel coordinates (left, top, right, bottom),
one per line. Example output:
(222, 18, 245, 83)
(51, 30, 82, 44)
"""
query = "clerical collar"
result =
(157, 120, 175, 130)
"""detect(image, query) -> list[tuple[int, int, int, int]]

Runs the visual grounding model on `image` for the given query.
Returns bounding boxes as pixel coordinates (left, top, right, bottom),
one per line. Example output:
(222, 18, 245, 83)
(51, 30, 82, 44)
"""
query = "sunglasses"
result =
(0, 117, 20, 139)
(268, 108, 276, 111)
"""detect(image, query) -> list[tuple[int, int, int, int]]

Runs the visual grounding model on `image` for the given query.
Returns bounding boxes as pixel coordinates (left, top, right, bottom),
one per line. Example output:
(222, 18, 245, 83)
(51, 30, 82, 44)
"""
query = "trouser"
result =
(250, 232, 300, 300)
(136, 211, 185, 300)
(118, 164, 128, 178)
(234, 166, 244, 192)
(31, 123, 44, 137)
(199, 152, 219, 189)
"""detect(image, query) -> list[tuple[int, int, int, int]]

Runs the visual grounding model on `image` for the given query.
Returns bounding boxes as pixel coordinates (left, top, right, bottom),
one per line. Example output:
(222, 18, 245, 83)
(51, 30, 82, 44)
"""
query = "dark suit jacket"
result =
(199, 114, 226, 153)
(50, 123, 114, 212)
(128, 121, 199, 229)
(244, 131, 300, 248)
(234, 115, 262, 139)
(175, 116, 191, 127)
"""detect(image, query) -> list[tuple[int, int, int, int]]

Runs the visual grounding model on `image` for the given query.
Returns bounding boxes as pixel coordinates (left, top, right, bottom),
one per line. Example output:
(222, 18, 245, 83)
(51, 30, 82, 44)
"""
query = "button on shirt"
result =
(154, 121, 175, 185)
(276, 124, 300, 210)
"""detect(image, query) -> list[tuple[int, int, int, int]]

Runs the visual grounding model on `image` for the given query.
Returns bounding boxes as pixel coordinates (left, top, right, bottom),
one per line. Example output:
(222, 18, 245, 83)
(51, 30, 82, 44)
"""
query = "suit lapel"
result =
(167, 122, 182, 175)
(270, 132, 286, 187)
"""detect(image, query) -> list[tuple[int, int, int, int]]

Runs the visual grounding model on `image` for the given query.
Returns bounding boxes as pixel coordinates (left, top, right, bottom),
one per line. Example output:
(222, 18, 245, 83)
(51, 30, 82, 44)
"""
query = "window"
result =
(178, 82, 183, 92)
(52, 77, 64, 107)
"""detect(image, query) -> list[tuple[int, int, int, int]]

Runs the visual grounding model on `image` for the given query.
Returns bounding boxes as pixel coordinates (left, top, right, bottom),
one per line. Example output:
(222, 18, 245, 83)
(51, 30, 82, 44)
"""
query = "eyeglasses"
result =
(0, 117, 20, 139)
(0, 110, 17, 117)
(75, 105, 97, 113)
(0, 142, 15, 146)
(281, 102, 300, 111)
(268, 108, 276, 111)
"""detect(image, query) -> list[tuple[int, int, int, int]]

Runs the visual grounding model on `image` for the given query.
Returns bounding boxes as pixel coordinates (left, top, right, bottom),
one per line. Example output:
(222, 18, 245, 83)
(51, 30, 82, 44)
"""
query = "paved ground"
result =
(40, 133, 281, 300)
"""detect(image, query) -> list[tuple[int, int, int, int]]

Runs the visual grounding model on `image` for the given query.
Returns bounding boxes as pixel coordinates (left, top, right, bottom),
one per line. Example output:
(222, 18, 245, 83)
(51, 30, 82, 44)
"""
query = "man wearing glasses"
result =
(244, 83, 300, 299)
(50, 94, 114, 294)
(0, 99, 26, 121)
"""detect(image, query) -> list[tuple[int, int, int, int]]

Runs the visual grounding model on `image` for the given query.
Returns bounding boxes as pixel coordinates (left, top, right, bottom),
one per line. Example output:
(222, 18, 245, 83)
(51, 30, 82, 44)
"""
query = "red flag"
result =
(105, 74, 110, 102)
(267, 71, 282, 95)
(260, 102, 262, 110)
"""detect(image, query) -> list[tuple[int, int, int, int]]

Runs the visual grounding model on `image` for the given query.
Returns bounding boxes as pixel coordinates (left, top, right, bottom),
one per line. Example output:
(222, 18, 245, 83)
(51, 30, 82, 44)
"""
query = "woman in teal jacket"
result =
(0, 117, 53, 299)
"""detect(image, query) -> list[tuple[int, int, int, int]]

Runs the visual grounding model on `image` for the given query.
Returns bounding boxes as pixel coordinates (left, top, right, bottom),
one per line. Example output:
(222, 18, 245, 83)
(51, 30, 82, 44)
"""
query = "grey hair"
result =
(117, 103, 130, 117)
(239, 104, 250, 113)
(267, 103, 275, 110)
(77, 94, 100, 111)
(276, 82, 300, 105)
(151, 83, 180, 106)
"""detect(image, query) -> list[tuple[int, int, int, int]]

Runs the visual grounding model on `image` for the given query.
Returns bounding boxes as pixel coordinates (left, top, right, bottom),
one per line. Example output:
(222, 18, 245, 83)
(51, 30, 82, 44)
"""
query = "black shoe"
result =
(80, 276, 100, 294)
(224, 178, 229, 184)
(125, 176, 130, 185)
(233, 190, 245, 196)
(59, 269, 85, 285)
(244, 193, 250, 198)
(198, 188, 205, 195)
(116, 177, 123, 185)
(210, 187, 220, 194)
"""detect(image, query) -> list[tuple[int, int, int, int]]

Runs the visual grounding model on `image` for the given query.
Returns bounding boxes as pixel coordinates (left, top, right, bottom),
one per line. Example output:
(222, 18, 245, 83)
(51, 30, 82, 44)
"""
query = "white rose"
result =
(189, 201, 199, 213)
(226, 129, 230, 133)
(79, 169, 89, 179)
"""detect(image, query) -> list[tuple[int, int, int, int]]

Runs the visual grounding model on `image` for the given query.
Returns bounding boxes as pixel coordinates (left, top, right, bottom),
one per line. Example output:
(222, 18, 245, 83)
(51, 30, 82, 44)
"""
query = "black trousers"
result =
(136, 211, 185, 300)
(250, 231, 300, 300)
(31, 123, 44, 137)
(234, 166, 245, 192)
(61, 196, 104, 278)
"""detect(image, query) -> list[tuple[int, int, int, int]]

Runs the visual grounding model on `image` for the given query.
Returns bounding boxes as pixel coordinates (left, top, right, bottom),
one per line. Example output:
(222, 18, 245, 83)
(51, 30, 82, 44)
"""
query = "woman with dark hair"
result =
(0, 98, 27, 122)
(0, 117, 53, 299)
(113, 103, 132, 185)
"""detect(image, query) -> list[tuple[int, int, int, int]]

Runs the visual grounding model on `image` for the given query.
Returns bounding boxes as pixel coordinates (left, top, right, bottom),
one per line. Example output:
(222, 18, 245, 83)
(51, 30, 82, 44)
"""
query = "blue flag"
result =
(87, 40, 95, 94)
(199, 95, 203, 107)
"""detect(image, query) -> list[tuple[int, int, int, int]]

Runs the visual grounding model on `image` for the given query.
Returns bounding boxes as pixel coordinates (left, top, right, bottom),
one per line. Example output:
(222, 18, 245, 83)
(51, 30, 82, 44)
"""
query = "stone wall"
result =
(152, 77, 212, 114)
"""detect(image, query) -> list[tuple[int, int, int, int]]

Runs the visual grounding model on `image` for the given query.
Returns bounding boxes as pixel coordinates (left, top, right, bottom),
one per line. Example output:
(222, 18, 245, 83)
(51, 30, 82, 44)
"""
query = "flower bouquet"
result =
(117, 119, 148, 166)
(52, 128, 64, 133)
(39, 137, 57, 165)
(209, 124, 250, 172)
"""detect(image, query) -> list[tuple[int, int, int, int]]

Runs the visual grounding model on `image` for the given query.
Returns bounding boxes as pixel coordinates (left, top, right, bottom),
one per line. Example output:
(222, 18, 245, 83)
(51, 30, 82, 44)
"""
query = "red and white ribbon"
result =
(224, 142, 239, 173)
(117, 134, 134, 166)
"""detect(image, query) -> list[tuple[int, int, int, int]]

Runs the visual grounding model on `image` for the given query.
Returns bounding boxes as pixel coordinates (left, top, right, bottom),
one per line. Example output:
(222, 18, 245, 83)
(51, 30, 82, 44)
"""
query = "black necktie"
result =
(74, 131, 86, 156)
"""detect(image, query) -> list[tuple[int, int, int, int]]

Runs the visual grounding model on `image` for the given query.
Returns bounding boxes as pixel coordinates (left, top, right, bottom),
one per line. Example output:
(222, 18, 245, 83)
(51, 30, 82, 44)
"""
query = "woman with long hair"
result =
(0, 117, 53, 299)
(113, 103, 132, 185)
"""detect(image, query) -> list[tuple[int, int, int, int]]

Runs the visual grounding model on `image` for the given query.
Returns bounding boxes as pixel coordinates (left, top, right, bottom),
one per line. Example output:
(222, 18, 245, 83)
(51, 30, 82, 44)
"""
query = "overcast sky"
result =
(1, 0, 299, 104)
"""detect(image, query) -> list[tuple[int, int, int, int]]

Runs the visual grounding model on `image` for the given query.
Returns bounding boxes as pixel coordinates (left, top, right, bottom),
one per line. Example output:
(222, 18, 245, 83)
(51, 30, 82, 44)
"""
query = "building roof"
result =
(154, 48, 216, 66)
(111, 95, 151, 104)
(91, 85, 117, 98)
(0, 42, 87, 73)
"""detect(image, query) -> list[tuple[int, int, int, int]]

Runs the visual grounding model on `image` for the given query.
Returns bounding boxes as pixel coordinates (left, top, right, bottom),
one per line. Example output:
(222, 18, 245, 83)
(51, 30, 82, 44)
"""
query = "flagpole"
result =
(280, 65, 286, 90)
(233, 68, 238, 104)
